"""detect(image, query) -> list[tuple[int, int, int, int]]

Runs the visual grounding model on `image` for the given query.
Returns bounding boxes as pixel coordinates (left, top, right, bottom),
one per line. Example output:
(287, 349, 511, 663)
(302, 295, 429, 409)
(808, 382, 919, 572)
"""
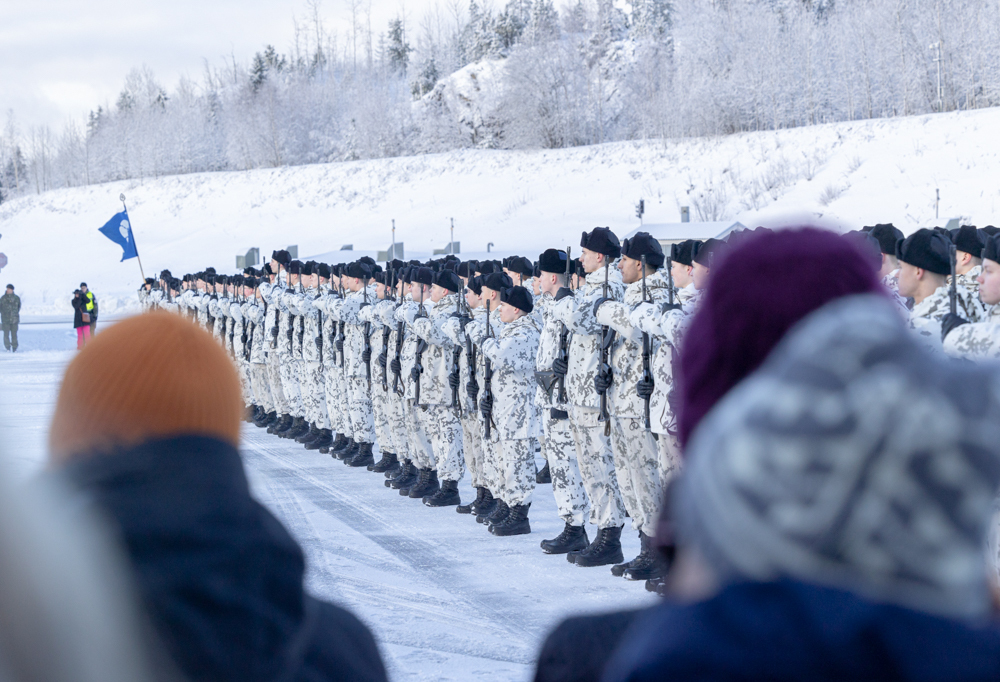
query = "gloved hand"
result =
(390, 358, 402, 376)
(594, 369, 613, 394)
(941, 312, 969, 341)
(552, 357, 569, 376)
(554, 287, 574, 301)
(660, 302, 682, 314)
(411, 365, 422, 381)
(592, 297, 611, 317)
(479, 394, 493, 416)
(336, 338, 344, 355)
(448, 372, 461, 390)
(378, 351, 388, 369)
(466, 380, 480, 403)
(361, 348, 372, 364)
(636, 378, 655, 400)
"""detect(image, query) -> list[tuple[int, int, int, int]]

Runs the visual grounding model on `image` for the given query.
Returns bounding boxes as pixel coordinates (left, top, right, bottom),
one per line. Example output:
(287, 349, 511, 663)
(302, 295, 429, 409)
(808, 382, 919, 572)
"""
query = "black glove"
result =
(362, 348, 372, 364)
(448, 372, 461, 389)
(552, 357, 569, 376)
(554, 287, 574, 301)
(479, 394, 493, 416)
(941, 312, 969, 341)
(378, 352, 388, 369)
(390, 358, 402, 376)
(466, 380, 480, 403)
(636, 378, 655, 400)
(592, 297, 611, 317)
(594, 369, 613, 394)
(660, 302, 682, 314)
(336, 338, 344, 354)
(411, 366, 422, 381)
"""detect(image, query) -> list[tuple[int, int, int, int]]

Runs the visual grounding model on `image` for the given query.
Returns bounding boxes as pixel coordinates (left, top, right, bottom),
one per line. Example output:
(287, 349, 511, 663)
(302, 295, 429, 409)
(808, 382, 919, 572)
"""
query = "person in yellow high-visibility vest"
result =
(80, 282, 98, 336)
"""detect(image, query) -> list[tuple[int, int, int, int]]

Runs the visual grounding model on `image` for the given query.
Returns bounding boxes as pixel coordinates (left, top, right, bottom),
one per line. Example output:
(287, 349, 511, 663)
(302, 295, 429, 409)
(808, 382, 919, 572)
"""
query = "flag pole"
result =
(120, 193, 146, 281)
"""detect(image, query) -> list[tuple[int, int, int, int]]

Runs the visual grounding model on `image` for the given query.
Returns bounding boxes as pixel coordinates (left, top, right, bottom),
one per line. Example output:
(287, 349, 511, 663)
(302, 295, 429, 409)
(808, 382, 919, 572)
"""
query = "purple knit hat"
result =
(677, 227, 882, 448)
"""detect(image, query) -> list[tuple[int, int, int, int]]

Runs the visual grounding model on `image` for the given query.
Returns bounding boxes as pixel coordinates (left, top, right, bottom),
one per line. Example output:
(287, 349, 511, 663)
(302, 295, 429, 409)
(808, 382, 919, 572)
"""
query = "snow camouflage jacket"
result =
(394, 296, 427, 402)
(944, 320, 1000, 360)
(595, 268, 672, 420)
(339, 284, 377, 379)
(379, 298, 407, 396)
(466, 306, 505, 414)
(411, 292, 461, 406)
(480, 313, 542, 440)
(551, 265, 626, 410)
(535, 291, 570, 412)
(247, 300, 268, 364)
(950, 265, 982, 302)
(909, 283, 979, 351)
(229, 299, 244, 358)
(0, 291, 20, 325)
(296, 288, 323, 364)
(441, 306, 481, 413)
(313, 291, 341, 367)
(363, 298, 395, 390)
(630, 289, 703, 435)
(283, 290, 307, 361)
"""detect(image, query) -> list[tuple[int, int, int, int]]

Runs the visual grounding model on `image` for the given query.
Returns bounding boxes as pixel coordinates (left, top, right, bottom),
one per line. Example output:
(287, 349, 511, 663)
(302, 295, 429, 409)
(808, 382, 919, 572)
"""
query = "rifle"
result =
(949, 242, 958, 316)
(337, 277, 346, 368)
(556, 246, 572, 404)
(450, 289, 465, 412)
(482, 299, 495, 439)
(597, 261, 614, 436)
(315, 279, 324, 360)
(640, 255, 653, 430)
(362, 275, 372, 390)
(413, 285, 428, 405)
(667, 250, 675, 306)
(381, 265, 393, 393)
(465, 296, 479, 410)
(295, 275, 304, 354)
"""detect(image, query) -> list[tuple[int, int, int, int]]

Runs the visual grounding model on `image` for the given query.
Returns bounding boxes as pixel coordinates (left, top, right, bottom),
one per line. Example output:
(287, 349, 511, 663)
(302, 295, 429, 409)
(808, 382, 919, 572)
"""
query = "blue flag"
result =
(98, 210, 138, 261)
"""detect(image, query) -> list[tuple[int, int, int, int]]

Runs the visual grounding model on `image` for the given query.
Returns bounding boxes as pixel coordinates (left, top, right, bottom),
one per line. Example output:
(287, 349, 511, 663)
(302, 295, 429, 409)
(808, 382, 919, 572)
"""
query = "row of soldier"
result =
(137, 220, 1000, 589)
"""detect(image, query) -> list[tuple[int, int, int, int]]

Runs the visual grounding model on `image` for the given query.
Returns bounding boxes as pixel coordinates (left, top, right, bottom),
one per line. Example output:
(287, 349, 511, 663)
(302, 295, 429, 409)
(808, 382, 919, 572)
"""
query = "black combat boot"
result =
(296, 423, 320, 444)
(328, 434, 349, 456)
(284, 417, 308, 439)
(269, 414, 292, 435)
(371, 452, 399, 474)
(645, 577, 666, 595)
(572, 525, 625, 568)
(484, 500, 510, 529)
(251, 405, 263, 423)
(347, 442, 375, 468)
(255, 409, 274, 427)
(474, 489, 498, 523)
(306, 429, 333, 451)
(457, 486, 485, 514)
(423, 479, 460, 507)
(540, 523, 589, 554)
(620, 532, 662, 580)
(398, 466, 426, 496)
(535, 462, 551, 484)
(491, 503, 531, 536)
(339, 439, 360, 462)
(389, 460, 417, 490)
(408, 469, 440, 499)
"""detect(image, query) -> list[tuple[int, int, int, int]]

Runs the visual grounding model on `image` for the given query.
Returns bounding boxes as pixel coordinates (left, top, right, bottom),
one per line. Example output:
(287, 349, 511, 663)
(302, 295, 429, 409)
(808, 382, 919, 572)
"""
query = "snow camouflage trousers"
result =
(498, 439, 536, 507)
(384, 386, 409, 460)
(300, 361, 329, 429)
(325, 365, 349, 436)
(419, 405, 465, 482)
(371, 382, 392, 457)
(544, 414, 589, 527)
(611, 417, 664, 537)
(404, 400, 434, 468)
(346, 376, 376, 443)
(657, 430, 683, 490)
(250, 363, 274, 414)
(266, 353, 288, 415)
(479, 417, 502, 497)
(280, 357, 303, 417)
(461, 413, 486, 488)
(239, 360, 253, 407)
(570, 405, 627, 529)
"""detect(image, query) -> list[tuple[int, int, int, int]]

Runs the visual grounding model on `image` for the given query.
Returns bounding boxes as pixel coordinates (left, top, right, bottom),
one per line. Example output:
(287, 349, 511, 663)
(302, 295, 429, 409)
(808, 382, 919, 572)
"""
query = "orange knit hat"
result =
(49, 312, 243, 462)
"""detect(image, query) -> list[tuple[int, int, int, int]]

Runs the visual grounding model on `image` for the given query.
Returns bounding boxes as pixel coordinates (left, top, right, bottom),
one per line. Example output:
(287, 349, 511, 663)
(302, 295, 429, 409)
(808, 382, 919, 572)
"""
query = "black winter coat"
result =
(63, 435, 388, 682)
(72, 294, 88, 328)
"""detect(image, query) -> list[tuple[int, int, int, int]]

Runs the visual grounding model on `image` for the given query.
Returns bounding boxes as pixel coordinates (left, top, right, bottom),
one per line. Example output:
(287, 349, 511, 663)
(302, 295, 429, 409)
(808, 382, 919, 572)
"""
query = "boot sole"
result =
(540, 539, 589, 555)
(492, 523, 531, 537)
(575, 551, 625, 568)
(423, 495, 461, 507)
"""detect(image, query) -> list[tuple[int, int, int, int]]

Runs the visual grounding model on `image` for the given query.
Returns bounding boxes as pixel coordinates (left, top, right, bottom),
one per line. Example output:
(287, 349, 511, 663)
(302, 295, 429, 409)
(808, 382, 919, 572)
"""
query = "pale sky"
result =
(0, 0, 423, 134)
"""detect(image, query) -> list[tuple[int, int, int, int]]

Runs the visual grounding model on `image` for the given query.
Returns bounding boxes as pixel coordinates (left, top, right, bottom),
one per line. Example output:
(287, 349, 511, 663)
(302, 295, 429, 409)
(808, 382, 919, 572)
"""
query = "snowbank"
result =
(2, 107, 998, 315)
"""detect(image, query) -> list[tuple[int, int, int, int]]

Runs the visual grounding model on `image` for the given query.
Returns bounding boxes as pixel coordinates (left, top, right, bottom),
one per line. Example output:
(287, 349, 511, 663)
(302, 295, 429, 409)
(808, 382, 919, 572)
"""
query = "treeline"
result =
(1, 0, 998, 201)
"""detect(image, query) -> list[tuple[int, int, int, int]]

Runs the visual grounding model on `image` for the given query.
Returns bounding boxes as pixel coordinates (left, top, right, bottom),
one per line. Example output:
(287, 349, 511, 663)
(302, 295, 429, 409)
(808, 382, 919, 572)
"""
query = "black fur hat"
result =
(953, 225, 985, 257)
(346, 262, 372, 280)
(317, 263, 331, 279)
(301, 261, 315, 277)
(507, 256, 534, 278)
(479, 261, 498, 275)
(271, 250, 291, 266)
(869, 224, 905, 256)
(413, 267, 435, 286)
(435, 270, 462, 293)
(982, 234, 1000, 264)
(467, 275, 483, 297)
(844, 230, 883, 270)
(483, 272, 513, 292)
(159, 269, 172, 280)
(457, 261, 478, 278)
(621, 232, 665, 269)
(580, 227, 621, 259)
(693, 238, 726, 268)
(896, 228, 952, 276)
(287, 260, 303, 275)
(670, 239, 702, 267)
(501, 285, 533, 314)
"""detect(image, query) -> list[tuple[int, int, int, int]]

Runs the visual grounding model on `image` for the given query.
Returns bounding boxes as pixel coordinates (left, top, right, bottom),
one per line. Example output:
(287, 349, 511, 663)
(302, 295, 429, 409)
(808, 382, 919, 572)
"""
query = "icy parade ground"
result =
(0, 320, 656, 682)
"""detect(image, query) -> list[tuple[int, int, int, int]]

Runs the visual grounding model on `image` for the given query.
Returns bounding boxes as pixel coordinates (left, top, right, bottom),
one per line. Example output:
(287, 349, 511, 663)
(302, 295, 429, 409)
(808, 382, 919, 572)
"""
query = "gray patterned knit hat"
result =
(677, 294, 1000, 619)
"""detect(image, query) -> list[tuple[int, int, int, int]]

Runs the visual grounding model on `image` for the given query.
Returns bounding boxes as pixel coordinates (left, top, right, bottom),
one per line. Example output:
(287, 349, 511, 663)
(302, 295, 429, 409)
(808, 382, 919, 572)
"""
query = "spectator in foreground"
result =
(604, 293, 1000, 681)
(71, 289, 91, 349)
(1, 283, 18, 351)
(48, 312, 388, 682)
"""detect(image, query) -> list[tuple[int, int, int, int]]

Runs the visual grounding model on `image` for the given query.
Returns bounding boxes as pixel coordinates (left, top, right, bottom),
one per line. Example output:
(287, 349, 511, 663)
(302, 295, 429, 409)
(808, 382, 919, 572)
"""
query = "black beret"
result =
(467, 275, 483, 296)
(271, 250, 291, 266)
(843, 230, 883, 270)
(896, 228, 952, 275)
(621, 232, 665, 269)
(868, 223, 904, 256)
(983, 234, 1000, 264)
(693, 238, 726, 268)
(670, 239, 701, 267)
(346, 262, 372, 280)
(287, 260, 303, 275)
(435, 270, 462, 293)
(501, 285, 534, 314)
(953, 225, 985, 256)
(507, 256, 534, 277)
(413, 267, 435, 286)
(580, 227, 621, 259)
(483, 272, 513, 292)
(317, 263, 331, 279)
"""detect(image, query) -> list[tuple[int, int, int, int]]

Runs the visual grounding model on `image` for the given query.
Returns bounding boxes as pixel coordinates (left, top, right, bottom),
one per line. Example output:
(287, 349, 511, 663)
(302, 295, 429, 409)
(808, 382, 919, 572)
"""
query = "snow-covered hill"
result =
(2, 107, 999, 315)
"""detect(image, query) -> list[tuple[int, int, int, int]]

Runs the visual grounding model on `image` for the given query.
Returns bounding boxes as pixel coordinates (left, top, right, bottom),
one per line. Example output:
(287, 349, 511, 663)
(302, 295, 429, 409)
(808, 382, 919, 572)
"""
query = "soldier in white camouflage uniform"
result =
(382, 268, 416, 487)
(314, 264, 350, 454)
(533, 249, 591, 555)
(260, 259, 292, 436)
(551, 227, 628, 568)
(594, 232, 673, 582)
(337, 260, 379, 467)
(246, 277, 276, 427)
(366, 265, 404, 474)
(275, 261, 307, 440)
(944, 233, 1000, 359)
(293, 262, 333, 450)
(948, 225, 986, 305)
(475, 285, 541, 536)
(409, 268, 467, 506)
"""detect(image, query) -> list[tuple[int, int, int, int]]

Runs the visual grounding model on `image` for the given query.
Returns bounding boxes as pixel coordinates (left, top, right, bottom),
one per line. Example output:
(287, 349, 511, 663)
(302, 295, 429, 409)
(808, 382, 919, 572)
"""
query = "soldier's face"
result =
(289, 274, 300, 286)
(692, 262, 711, 291)
(897, 263, 919, 298)
(500, 304, 522, 323)
(581, 248, 603, 273)
(671, 261, 693, 288)
(979, 260, 1000, 306)
(270, 259, 280, 272)
(430, 284, 448, 303)
(619, 256, 642, 284)
(465, 289, 481, 308)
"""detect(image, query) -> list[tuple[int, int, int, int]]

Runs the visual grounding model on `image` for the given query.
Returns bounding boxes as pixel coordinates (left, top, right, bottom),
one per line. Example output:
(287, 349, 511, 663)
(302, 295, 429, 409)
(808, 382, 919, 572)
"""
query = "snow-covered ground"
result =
(0, 336, 656, 681)
(2, 107, 1000, 316)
